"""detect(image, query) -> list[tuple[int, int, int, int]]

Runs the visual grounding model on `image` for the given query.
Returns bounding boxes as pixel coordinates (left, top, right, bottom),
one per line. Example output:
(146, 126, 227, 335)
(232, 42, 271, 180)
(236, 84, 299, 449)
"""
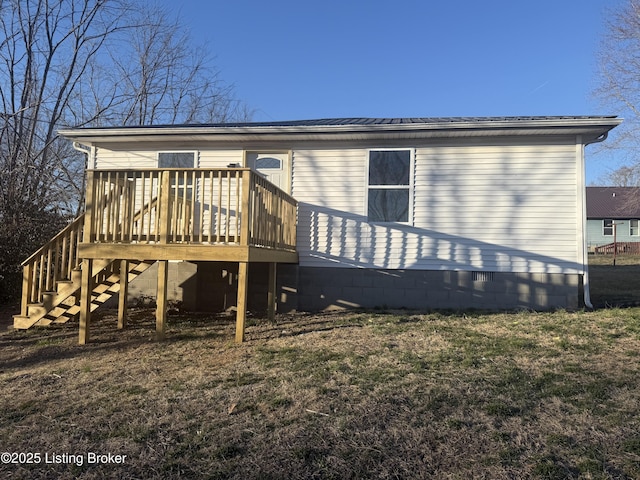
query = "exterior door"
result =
(246, 152, 290, 193)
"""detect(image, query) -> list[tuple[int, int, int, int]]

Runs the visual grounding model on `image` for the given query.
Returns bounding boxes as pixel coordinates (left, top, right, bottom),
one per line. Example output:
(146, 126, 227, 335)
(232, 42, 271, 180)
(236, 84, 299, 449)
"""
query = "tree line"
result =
(0, 0, 249, 301)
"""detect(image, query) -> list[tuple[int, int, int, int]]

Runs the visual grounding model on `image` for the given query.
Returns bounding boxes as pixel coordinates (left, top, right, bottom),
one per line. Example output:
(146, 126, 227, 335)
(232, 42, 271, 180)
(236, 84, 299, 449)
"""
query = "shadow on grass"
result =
(589, 262, 640, 308)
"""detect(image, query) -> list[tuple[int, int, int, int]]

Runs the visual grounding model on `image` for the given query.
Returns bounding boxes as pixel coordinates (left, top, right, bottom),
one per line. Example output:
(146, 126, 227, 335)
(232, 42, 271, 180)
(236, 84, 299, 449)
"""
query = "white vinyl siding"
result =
(93, 139, 582, 275)
(94, 147, 243, 169)
(294, 141, 580, 274)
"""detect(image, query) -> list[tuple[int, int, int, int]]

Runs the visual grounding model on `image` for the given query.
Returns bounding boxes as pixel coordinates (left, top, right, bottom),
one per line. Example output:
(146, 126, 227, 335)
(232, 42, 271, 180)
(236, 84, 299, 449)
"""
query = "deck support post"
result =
(156, 260, 168, 341)
(117, 259, 129, 329)
(267, 262, 277, 321)
(236, 261, 249, 343)
(20, 264, 33, 317)
(79, 258, 93, 345)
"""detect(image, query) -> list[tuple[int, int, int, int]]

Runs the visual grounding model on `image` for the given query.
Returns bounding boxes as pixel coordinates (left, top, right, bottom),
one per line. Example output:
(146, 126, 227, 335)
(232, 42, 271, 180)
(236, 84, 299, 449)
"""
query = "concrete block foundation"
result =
(125, 263, 582, 313)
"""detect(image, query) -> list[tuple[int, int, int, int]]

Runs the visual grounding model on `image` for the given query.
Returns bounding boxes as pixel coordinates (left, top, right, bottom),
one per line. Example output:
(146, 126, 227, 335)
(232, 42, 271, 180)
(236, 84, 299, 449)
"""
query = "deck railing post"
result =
(267, 262, 277, 321)
(159, 170, 171, 244)
(156, 260, 168, 340)
(79, 258, 93, 345)
(83, 170, 96, 244)
(240, 169, 252, 246)
(236, 261, 249, 343)
(118, 259, 129, 329)
(20, 264, 32, 317)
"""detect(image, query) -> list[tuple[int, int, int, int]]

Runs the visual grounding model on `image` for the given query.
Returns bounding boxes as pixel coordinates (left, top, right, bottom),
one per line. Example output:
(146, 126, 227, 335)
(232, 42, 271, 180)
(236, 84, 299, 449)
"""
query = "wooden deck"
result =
(15, 168, 298, 344)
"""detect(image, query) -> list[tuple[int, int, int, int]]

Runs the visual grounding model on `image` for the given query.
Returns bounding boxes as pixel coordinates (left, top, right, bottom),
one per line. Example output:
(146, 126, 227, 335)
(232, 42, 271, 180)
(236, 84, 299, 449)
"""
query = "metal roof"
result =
(59, 115, 622, 145)
(69, 115, 619, 129)
(586, 187, 640, 218)
(195, 115, 618, 128)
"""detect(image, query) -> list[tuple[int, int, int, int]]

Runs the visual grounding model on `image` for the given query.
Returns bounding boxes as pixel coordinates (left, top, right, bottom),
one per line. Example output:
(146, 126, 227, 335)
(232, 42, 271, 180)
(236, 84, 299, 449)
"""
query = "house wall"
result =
(292, 139, 581, 274)
(91, 136, 585, 311)
(586, 218, 640, 250)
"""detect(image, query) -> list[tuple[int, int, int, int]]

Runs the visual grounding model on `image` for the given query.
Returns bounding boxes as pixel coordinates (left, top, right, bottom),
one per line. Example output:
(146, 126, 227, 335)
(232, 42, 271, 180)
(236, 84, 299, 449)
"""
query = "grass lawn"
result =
(589, 254, 640, 306)
(1, 308, 640, 479)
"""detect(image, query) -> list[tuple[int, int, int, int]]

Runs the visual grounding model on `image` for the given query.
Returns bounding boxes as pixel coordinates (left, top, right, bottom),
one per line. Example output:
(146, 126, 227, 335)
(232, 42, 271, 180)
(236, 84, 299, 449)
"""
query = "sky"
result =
(167, 0, 626, 184)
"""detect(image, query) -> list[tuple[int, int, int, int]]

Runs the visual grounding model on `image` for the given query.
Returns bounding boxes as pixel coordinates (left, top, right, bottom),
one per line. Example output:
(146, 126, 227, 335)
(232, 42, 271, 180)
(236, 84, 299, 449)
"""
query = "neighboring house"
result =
(586, 186, 640, 251)
(14, 116, 621, 343)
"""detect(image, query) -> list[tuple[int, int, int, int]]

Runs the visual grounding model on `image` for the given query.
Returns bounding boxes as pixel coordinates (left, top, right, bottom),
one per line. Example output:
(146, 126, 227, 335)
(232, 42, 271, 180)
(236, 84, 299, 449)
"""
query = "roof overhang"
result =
(59, 116, 623, 147)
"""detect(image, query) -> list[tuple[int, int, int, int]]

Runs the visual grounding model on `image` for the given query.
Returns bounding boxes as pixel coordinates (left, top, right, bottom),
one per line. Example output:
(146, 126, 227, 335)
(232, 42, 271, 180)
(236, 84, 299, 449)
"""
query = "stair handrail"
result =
(19, 214, 85, 315)
(18, 191, 162, 317)
(21, 215, 85, 267)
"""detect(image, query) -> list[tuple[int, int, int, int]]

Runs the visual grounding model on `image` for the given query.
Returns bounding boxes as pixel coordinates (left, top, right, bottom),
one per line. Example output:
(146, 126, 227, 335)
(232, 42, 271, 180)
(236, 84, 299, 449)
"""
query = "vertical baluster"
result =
(225, 170, 232, 243)
(198, 170, 204, 243)
(235, 171, 240, 244)
(100, 171, 107, 242)
(114, 171, 122, 241)
(139, 172, 146, 241)
(149, 171, 156, 243)
(105, 171, 113, 242)
(208, 170, 214, 243)
(44, 244, 52, 292)
(128, 173, 136, 242)
(182, 171, 189, 241)
(172, 171, 179, 242)
(29, 260, 37, 304)
(37, 252, 45, 301)
(217, 170, 223, 242)
(123, 173, 128, 241)
(53, 237, 61, 287)
(61, 230, 69, 280)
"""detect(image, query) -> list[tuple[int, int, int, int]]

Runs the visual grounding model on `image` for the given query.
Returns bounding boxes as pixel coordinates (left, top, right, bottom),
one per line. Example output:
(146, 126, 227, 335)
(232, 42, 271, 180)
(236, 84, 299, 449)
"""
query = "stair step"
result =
(16, 258, 154, 330)
(13, 315, 34, 330)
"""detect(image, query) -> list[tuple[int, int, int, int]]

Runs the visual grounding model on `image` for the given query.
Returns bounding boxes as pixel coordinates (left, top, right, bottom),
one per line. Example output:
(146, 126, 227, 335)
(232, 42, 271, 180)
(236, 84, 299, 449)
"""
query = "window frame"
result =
(365, 148, 414, 224)
(630, 219, 639, 236)
(603, 219, 614, 236)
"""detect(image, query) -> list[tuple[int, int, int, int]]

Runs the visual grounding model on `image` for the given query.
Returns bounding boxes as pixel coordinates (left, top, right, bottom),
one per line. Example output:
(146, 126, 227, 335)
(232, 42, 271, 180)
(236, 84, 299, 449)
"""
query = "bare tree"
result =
(602, 164, 640, 187)
(595, 0, 640, 161)
(0, 0, 249, 301)
(74, 5, 251, 127)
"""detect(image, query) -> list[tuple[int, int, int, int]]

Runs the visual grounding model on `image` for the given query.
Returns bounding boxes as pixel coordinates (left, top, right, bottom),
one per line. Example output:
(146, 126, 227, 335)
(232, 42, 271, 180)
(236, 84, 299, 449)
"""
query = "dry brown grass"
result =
(589, 254, 640, 306)
(1, 307, 640, 479)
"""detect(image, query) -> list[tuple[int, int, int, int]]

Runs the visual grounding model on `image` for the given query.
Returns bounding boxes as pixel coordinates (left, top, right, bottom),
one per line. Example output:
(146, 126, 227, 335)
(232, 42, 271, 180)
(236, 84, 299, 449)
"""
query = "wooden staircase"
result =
(12, 213, 154, 329)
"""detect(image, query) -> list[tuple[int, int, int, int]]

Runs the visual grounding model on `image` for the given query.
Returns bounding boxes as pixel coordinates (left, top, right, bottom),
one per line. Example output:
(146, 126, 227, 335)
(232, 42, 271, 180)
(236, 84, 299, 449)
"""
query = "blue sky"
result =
(170, 0, 625, 183)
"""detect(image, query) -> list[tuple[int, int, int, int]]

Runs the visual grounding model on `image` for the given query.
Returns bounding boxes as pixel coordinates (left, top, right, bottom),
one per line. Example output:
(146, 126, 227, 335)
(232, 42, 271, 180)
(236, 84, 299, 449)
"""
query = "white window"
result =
(603, 219, 613, 236)
(367, 149, 413, 223)
(631, 219, 639, 236)
(158, 151, 196, 168)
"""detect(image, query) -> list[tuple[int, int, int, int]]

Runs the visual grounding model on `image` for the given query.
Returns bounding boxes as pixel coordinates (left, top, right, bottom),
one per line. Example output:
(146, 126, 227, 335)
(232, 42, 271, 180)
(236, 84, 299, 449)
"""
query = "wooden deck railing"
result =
(20, 215, 84, 315)
(84, 168, 297, 251)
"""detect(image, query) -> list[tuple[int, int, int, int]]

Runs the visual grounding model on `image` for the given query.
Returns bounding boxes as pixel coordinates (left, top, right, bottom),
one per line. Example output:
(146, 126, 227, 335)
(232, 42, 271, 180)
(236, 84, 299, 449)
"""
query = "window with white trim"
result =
(367, 149, 412, 222)
(603, 219, 613, 236)
(630, 219, 639, 236)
